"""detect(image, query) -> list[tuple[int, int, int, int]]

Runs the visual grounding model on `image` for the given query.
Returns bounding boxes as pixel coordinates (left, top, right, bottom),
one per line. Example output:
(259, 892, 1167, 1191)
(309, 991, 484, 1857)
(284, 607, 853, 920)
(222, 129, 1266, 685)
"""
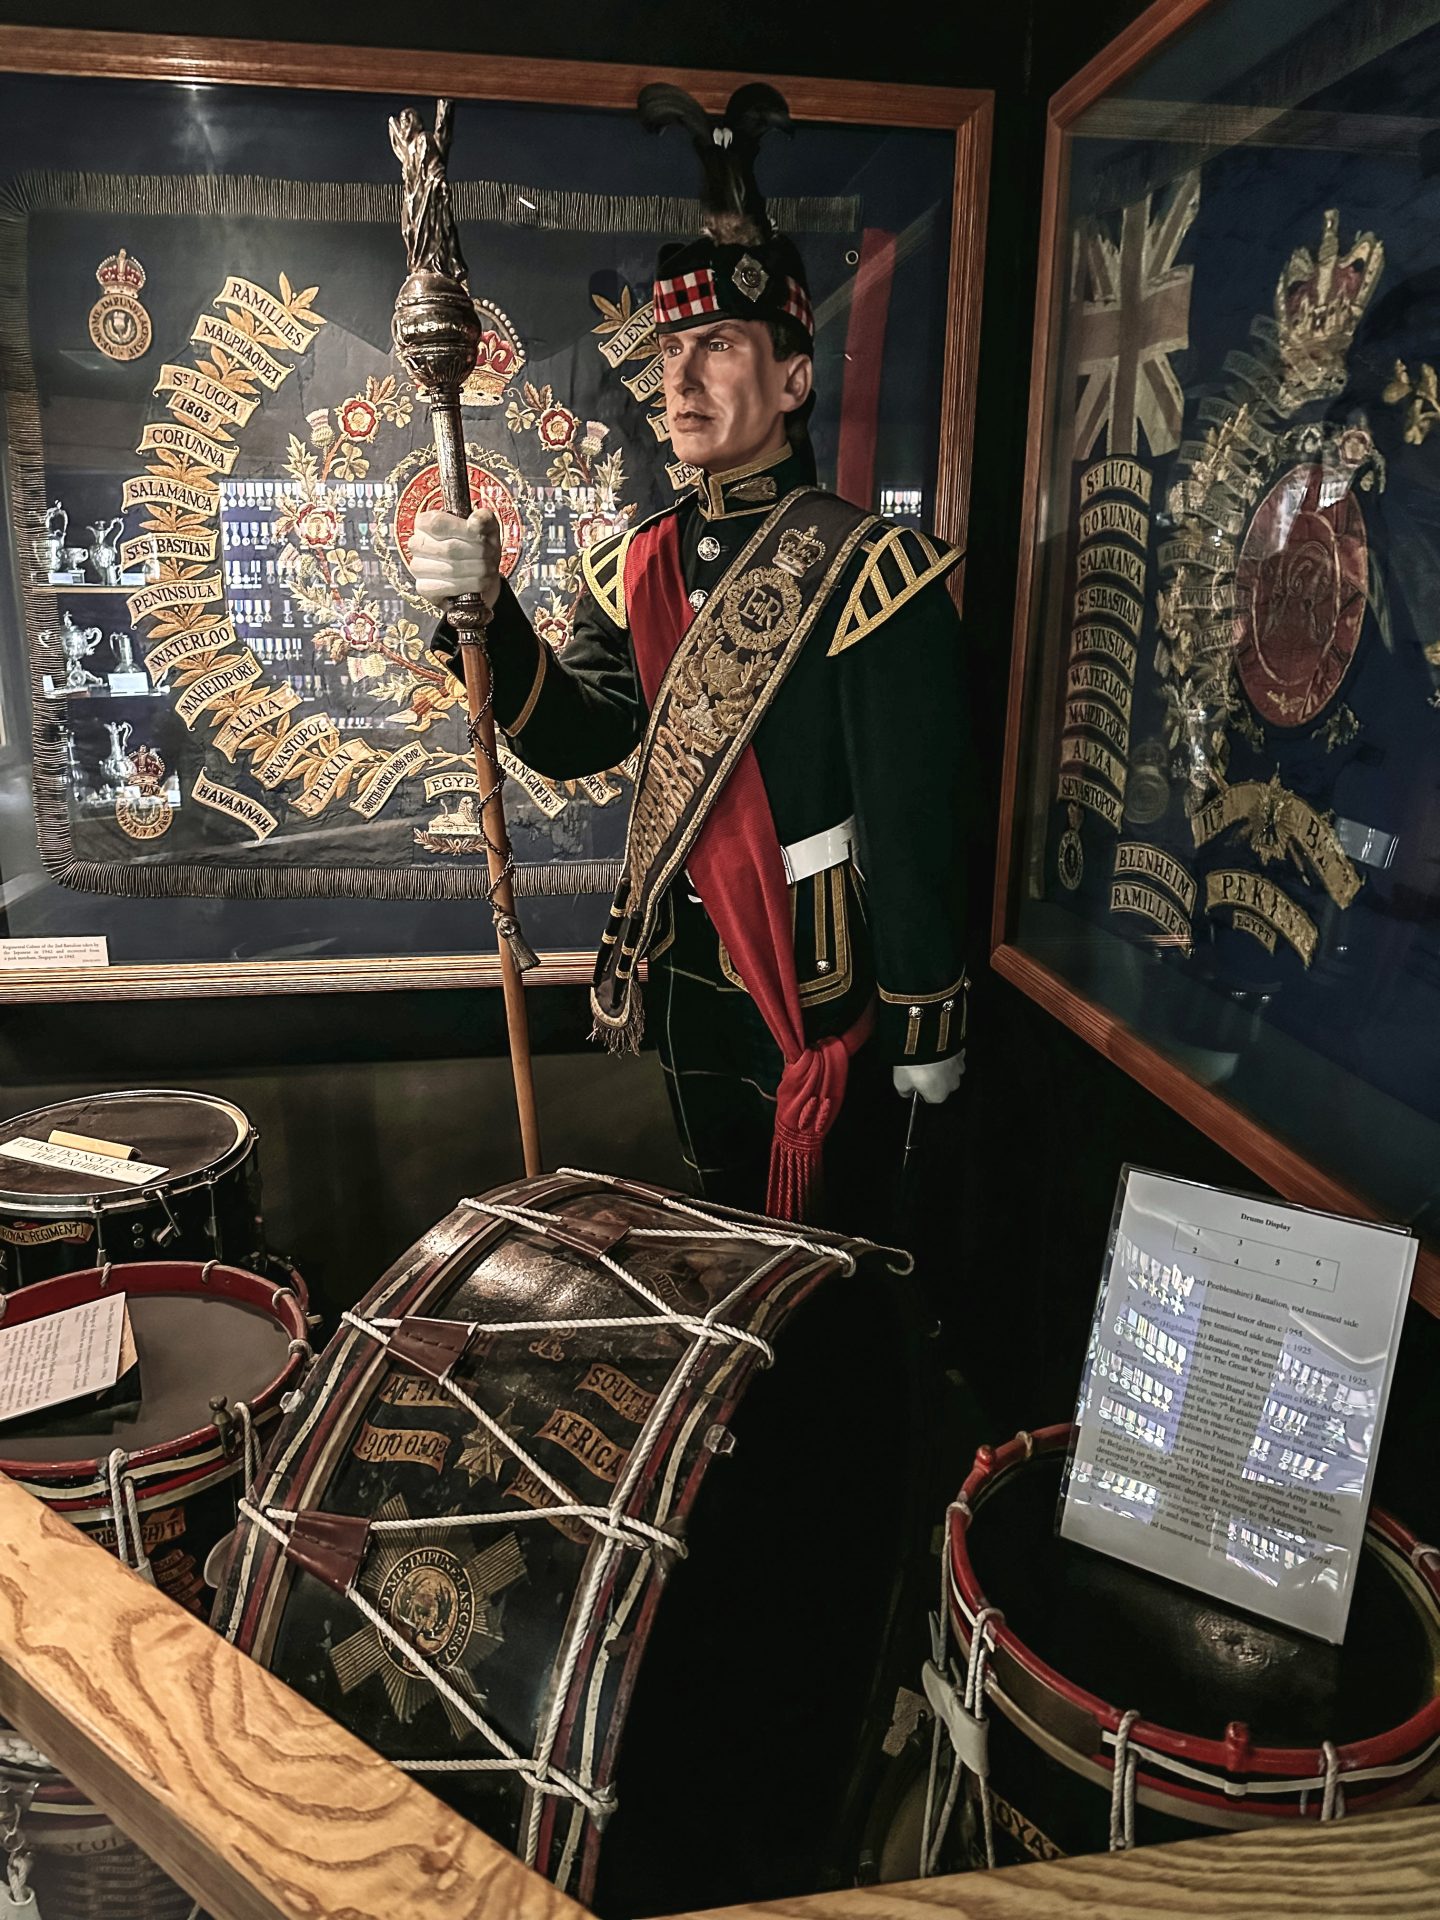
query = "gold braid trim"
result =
(827, 524, 963, 656)
(580, 528, 635, 629)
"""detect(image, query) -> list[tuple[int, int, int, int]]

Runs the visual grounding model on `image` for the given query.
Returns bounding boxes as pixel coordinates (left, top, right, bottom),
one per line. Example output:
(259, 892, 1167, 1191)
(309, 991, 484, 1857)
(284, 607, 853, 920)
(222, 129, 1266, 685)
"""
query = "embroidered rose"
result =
(346, 607, 379, 651)
(534, 606, 572, 649)
(298, 505, 338, 549)
(536, 403, 578, 449)
(338, 396, 379, 442)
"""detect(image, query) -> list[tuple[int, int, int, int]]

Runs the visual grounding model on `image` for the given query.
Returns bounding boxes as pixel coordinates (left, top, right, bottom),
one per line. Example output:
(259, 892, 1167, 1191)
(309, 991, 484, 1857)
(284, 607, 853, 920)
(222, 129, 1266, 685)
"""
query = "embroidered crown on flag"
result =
(637, 81, 814, 350)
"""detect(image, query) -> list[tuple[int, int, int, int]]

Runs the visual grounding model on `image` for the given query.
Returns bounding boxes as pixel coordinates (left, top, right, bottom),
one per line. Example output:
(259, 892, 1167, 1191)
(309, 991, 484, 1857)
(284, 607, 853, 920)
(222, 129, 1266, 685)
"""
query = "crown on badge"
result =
(461, 296, 526, 404)
(775, 523, 824, 576)
(1272, 210, 1382, 407)
(96, 248, 146, 294)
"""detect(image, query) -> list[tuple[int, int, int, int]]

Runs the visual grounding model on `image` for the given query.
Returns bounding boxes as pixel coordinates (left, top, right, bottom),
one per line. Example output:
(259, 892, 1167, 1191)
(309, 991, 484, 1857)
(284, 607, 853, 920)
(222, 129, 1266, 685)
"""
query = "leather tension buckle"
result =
(387, 1315, 475, 1383)
(285, 1510, 371, 1595)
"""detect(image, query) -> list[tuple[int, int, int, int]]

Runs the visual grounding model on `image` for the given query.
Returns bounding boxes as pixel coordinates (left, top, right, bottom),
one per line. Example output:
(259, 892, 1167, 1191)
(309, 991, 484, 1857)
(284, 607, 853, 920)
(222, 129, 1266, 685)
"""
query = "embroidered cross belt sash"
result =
(591, 488, 877, 1045)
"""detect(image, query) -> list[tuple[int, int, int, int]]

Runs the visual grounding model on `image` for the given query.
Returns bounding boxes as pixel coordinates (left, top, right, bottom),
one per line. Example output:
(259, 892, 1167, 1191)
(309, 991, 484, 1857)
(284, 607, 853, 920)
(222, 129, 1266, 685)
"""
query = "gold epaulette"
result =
(826, 524, 963, 656)
(580, 528, 634, 630)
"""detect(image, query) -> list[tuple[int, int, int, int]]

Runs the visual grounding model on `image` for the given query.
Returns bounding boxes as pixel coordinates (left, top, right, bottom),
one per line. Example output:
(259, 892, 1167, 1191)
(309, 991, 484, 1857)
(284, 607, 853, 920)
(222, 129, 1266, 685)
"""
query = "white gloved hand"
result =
(892, 1052, 965, 1105)
(406, 507, 503, 610)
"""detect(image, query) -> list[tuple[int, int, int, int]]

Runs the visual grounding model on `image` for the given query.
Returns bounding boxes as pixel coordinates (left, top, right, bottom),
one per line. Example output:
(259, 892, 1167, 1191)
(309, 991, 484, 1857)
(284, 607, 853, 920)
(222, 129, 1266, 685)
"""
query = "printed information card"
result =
(1061, 1168, 1417, 1643)
(0, 1292, 129, 1424)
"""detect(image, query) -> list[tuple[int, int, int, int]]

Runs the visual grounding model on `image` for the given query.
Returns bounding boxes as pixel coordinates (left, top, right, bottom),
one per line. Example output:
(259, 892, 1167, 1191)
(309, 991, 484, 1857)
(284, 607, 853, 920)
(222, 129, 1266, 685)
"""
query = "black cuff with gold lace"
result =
(876, 971, 968, 1066)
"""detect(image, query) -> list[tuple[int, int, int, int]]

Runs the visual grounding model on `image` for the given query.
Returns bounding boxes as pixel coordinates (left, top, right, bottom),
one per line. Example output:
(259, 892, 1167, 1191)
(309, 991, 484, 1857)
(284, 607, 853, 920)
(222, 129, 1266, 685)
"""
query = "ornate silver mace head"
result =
(388, 99, 481, 399)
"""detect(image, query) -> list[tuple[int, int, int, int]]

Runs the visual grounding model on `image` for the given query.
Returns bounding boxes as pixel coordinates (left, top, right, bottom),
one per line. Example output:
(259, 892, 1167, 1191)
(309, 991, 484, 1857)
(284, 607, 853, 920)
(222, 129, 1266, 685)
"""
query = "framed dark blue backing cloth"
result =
(0, 33, 990, 998)
(996, 0, 1440, 1313)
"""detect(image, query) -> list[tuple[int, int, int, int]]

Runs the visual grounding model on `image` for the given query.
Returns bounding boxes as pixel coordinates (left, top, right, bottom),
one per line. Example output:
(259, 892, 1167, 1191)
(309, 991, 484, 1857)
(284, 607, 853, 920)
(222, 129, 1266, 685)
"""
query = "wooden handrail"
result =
(0, 1475, 1435, 1920)
(672, 1802, 1440, 1919)
(0, 1475, 588, 1920)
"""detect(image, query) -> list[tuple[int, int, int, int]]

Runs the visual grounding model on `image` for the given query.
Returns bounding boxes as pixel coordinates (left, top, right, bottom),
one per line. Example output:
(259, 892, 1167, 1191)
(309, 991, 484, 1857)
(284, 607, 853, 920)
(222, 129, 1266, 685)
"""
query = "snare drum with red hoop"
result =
(0, 1258, 313, 1918)
(0, 1260, 312, 1610)
(924, 1424, 1440, 1869)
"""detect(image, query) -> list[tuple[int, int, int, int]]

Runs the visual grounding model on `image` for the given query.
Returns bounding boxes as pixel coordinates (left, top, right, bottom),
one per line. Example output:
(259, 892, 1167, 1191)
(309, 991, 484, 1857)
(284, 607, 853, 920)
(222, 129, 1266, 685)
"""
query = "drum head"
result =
(0, 1291, 291, 1463)
(0, 1091, 250, 1205)
(970, 1450, 1440, 1749)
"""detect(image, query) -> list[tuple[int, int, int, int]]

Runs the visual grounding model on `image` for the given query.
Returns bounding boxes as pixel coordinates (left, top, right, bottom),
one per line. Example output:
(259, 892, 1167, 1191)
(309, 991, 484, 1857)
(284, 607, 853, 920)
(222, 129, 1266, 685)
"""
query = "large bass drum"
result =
(215, 1169, 931, 1915)
(925, 1424, 1440, 1869)
(0, 1090, 272, 1289)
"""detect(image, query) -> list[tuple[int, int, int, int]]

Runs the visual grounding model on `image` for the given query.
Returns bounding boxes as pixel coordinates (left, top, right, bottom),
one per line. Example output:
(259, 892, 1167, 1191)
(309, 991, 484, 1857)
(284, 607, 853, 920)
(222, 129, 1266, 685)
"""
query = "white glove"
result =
(406, 507, 503, 610)
(893, 1052, 964, 1105)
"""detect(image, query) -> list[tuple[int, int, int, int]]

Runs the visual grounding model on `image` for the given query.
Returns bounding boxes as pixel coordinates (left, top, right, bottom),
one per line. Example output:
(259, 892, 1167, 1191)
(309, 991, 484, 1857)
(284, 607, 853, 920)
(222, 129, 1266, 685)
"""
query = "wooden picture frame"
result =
(993, 0, 1440, 1315)
(0, 27, 992, 1001)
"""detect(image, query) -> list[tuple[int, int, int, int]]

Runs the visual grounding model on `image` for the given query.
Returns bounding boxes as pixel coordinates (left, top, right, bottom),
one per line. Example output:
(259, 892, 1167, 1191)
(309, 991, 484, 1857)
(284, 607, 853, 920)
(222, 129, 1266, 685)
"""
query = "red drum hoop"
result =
(0, 1259, 313, 1918)
(0, 1261, 310, 1500)
(945, 1424, 1440, 1839)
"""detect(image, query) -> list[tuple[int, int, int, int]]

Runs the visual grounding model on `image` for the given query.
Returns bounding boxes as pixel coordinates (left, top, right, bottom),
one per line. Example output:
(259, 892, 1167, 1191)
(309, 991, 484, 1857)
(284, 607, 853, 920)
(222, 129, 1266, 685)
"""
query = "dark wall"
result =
(4, 0, 1435, 1529)
(0, 0, 1150, 1333)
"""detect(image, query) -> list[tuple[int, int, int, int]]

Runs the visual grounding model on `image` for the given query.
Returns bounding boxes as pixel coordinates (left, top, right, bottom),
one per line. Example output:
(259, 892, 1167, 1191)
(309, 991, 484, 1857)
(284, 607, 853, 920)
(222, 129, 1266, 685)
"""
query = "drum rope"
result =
(960, 1606, 1003, 1870)
(235, 1498, 610, 1818)
(1093, 1717, 1425, 1801)
(338, 1311, 687, 1557)
(1320, 1740, 1346, 1821)
(523, 1334, 711, 1867)
(104, 1449, 145, 1574)
(232, 1400, 261, 1496)
(457, 1199, 777, 1358)
(1108, 1707, 1141, 1850)
(357, 1306, 770, 1358)
(551, 1167, 878, 1275)
(921, 1512, 954, 1877)
(922, 1511, 1002, 1878)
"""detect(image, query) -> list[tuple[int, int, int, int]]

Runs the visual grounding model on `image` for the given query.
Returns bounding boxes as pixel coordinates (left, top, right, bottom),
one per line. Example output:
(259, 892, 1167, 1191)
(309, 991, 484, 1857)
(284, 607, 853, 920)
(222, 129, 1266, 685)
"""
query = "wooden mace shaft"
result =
(430, 395, 543, 1177)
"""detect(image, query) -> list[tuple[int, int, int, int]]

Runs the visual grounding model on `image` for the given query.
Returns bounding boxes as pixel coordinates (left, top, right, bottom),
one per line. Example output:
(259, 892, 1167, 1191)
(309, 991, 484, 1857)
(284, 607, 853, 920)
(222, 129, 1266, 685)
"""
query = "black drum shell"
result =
(215, 1172, 933, 1916)
(0, 1090, 266, 1289)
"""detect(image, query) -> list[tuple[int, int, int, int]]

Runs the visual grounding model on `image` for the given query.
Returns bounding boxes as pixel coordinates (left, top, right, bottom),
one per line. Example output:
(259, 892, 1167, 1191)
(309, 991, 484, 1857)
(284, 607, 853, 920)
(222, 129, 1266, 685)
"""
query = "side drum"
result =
(0, 1260, 313, 1920)
(0, 1090, 269, 1289)
(926, 1424, 1440, 1869)
(215, 1169, 932, 1916)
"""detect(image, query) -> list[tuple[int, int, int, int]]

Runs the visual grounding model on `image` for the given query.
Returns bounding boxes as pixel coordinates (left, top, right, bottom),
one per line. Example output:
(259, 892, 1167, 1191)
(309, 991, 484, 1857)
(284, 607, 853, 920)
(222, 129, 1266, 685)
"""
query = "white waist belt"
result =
(781, 816, 858, 885)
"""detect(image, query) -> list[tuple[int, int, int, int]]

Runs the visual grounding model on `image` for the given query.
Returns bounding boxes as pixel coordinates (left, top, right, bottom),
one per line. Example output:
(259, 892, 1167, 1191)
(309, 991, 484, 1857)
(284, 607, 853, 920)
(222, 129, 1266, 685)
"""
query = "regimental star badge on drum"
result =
(328, 1494, 525, 1727)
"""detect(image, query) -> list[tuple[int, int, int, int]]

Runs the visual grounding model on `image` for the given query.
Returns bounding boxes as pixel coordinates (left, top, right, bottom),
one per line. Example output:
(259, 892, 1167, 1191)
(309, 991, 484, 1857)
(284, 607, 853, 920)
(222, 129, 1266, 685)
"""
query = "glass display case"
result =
(995, 0, 1440, 1313)
(0, 31, 990, 997)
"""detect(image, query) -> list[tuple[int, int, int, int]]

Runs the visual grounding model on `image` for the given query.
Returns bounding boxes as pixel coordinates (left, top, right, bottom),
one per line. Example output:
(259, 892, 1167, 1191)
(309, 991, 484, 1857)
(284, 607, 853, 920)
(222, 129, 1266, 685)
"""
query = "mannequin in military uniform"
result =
(408, 83, 972, 1225)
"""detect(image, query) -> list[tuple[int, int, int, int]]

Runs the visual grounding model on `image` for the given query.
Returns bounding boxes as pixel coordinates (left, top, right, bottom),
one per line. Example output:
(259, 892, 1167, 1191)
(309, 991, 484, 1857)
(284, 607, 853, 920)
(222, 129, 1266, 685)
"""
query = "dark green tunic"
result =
(440, 444, 974, 1211)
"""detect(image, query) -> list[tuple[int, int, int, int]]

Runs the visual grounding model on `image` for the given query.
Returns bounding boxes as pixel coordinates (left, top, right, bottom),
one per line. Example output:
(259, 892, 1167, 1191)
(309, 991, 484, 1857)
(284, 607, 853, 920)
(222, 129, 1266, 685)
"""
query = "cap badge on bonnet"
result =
(732, 255, 769, 301)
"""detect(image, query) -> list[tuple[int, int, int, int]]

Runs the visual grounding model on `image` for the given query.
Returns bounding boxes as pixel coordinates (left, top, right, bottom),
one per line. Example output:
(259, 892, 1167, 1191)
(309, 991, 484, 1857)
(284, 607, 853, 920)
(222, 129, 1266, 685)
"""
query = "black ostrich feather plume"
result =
(637, 82, 792, 245)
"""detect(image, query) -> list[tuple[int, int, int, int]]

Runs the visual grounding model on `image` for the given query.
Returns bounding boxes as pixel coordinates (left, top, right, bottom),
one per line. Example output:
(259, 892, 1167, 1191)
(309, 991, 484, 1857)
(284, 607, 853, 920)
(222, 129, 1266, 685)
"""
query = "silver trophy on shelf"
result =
(38, 610, 105, 690)
(32, 500, 68, 578)
(110, 631, 137, 673)
(57, 722, 84, 788)
(99, 719, 135, 795)
(87, 516, 124, 587)
(64, 544, 91, 580)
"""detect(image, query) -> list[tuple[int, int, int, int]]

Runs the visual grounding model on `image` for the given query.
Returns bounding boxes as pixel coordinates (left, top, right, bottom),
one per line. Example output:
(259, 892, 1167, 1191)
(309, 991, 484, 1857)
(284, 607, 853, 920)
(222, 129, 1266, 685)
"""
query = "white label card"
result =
(1061, 1168, 1417, 1644)
(0, 936, 109, 969)
(0, 1138, 168, 1186)
(0, 1292, 128, 1424)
